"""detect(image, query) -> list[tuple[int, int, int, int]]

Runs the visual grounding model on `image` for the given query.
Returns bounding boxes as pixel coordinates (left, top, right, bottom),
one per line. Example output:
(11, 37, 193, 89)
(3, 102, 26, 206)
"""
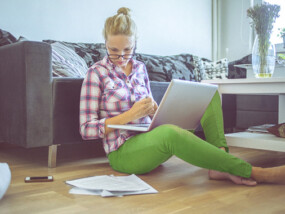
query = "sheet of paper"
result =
(66, 174, 158, 197)
(69, 186, 158, 197)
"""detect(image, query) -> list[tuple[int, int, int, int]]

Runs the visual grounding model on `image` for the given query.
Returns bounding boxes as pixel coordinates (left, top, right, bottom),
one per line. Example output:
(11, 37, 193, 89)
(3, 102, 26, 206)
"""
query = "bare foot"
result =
(209, 170, 257, 186)
(251, 166, 285, 184)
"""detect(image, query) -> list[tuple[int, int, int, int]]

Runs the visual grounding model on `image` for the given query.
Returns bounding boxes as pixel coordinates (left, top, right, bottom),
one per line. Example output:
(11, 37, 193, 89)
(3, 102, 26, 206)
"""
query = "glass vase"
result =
(252, 35, 276, 78)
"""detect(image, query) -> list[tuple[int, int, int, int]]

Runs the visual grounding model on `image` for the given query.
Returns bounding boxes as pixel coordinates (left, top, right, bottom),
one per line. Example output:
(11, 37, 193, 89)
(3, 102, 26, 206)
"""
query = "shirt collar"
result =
(102, 55, 138, 75)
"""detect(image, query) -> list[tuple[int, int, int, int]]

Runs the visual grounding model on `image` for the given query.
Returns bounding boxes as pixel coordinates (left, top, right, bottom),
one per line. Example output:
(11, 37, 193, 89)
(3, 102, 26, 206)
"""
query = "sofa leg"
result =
(48, 145, 58, 168)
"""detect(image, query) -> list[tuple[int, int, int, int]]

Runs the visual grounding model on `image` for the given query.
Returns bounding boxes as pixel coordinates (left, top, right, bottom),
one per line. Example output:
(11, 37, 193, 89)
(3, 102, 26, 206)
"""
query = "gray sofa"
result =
(0, 41, 278, 168)
(0, 41, 176, 167)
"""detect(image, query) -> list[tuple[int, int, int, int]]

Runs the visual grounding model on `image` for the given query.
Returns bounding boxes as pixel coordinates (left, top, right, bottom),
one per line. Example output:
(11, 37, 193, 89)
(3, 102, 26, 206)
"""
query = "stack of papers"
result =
(66, 174, 158, 197)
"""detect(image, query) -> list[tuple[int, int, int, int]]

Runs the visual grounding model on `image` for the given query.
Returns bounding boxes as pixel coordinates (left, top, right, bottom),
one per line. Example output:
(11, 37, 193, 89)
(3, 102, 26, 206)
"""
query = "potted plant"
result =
(247, 2, 280, 78)
(277, 27, 285, 48)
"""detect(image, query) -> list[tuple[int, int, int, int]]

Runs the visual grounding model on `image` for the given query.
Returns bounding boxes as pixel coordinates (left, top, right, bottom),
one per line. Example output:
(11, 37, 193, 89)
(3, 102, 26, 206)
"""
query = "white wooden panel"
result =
(226, 132, 285, 152)
(202, 78, 285, 152)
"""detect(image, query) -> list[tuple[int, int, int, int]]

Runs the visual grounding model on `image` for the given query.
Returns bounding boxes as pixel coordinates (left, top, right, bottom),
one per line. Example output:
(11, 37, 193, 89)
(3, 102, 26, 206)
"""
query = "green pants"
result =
(108, 91, 252, 178)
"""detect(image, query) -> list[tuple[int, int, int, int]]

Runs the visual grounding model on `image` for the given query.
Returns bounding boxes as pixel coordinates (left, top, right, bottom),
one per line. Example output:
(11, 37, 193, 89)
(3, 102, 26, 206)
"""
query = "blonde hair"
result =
(103, 7, 137, 41)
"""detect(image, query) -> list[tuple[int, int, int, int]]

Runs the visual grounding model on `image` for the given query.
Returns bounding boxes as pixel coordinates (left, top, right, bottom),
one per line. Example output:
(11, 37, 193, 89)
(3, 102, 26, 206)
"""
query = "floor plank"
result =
(1, 142, 285, 214)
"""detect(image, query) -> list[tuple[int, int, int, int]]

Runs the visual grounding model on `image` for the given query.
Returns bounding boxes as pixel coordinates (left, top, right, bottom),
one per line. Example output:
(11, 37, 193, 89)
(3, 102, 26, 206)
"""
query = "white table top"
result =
(202, 77, 285, 84)
(201, 78, 285, 94)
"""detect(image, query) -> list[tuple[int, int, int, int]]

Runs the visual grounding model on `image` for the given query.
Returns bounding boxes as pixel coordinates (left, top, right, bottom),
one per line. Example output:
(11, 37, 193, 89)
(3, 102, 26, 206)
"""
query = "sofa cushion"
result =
(0, 29, 17, 47)
(135, 53, 205, 82)
(44, 40, 208, 82)
(202, 58, 228, 79)
(44, 40, 106, 67)
(228, 54, 251, 79)
(51, 42, 88, 77)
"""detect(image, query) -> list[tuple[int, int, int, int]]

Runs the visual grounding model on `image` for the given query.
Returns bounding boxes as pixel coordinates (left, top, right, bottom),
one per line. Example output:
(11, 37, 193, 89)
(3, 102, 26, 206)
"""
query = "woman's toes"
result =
(241, 178, 257, 186)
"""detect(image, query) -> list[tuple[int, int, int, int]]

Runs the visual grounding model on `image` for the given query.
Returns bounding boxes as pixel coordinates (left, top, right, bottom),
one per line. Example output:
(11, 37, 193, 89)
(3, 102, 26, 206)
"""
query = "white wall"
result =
(0, 0, 212, 59)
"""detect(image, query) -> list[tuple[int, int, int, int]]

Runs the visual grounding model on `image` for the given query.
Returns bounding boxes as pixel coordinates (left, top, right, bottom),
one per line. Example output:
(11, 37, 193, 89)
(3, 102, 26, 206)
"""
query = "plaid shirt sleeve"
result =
(79, 67, 106, 140)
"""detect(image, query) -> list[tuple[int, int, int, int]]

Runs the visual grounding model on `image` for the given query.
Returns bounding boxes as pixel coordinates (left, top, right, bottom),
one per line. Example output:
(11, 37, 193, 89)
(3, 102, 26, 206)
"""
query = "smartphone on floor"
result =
(25, 176, 53, 183)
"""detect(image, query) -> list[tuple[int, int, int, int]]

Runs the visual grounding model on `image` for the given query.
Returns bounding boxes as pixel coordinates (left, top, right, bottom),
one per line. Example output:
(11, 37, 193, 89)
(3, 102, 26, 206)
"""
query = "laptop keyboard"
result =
(133, 124, 150, 127)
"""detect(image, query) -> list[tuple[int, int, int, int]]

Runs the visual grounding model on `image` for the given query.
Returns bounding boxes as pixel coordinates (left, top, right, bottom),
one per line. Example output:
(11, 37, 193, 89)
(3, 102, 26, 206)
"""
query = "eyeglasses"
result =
(107, 53, 134, 59)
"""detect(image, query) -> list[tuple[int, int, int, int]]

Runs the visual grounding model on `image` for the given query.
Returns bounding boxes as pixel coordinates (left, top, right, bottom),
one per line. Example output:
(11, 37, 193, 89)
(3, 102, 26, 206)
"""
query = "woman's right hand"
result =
(129, 97, 156, 121)
(104, 97, 156, 135)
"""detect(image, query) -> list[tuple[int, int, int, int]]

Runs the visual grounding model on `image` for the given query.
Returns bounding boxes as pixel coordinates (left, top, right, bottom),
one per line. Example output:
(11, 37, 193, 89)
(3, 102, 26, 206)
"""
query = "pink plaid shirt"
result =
(80, 56, 153, 154)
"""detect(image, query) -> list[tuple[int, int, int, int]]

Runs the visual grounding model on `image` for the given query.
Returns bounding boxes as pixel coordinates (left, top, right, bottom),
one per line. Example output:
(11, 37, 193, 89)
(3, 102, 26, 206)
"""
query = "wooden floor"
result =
(1, 142, 285, 214)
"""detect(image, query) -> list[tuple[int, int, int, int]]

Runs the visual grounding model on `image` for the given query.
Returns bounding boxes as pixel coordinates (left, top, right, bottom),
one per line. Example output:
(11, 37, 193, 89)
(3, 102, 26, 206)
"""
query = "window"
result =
(263, 0, 285, 44)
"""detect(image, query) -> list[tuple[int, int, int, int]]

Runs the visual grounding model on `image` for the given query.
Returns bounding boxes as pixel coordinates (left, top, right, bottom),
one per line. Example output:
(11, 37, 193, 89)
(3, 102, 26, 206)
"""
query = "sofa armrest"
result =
(0, 41, 53, 147)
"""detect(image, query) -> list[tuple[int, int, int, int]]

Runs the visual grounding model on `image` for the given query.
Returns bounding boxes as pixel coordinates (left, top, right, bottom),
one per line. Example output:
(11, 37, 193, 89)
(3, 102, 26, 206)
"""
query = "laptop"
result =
(107, 79, 218, 132)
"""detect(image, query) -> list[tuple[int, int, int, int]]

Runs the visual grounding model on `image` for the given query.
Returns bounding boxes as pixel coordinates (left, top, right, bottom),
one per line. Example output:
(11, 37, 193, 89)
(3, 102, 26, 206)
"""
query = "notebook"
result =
(107, 79, 218, 132)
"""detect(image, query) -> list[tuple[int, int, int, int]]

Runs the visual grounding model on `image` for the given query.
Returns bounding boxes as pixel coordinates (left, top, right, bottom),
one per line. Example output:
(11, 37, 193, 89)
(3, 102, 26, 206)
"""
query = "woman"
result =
(80, 7, 285, 185)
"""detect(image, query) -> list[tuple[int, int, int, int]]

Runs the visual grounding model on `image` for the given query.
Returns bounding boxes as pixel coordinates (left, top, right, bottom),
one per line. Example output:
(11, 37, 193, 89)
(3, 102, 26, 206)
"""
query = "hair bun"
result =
(117, 7, 131, 16)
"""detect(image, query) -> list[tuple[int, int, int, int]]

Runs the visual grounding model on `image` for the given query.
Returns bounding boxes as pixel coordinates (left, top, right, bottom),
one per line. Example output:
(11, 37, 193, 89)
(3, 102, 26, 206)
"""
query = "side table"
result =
(202, 78, 285, 152)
